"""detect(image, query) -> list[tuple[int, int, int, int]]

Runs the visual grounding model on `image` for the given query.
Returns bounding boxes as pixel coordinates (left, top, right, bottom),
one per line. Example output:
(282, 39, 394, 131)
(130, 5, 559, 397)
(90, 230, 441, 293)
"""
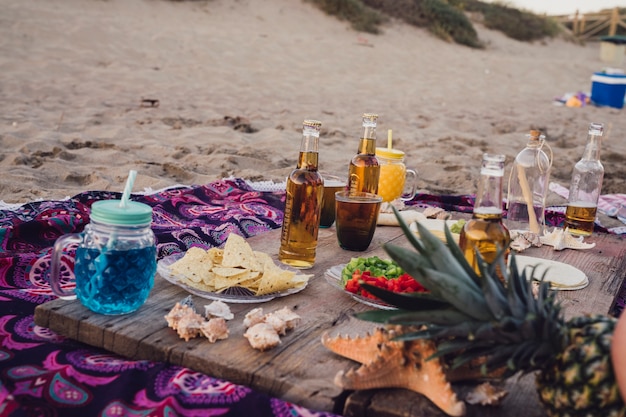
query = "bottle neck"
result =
(582, 134, 601, 161)
(475, 174, 504, 214)
(298, 127, 320, 170)
(357, 125, 377, 154)
(475, 155, 505, 214)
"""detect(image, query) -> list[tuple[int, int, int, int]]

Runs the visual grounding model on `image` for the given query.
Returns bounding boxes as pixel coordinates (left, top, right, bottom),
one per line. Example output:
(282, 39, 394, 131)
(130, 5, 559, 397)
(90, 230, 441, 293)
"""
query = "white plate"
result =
(324, 264, 397, 310)
(409, 219, 461, 243)
(513, 255, 589, 291)
(157, 253, 308, 303)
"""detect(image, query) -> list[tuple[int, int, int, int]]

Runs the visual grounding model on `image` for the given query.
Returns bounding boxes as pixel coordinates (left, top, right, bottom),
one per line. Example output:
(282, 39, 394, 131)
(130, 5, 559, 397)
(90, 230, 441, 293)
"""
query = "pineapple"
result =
(357, 210, 625, 417)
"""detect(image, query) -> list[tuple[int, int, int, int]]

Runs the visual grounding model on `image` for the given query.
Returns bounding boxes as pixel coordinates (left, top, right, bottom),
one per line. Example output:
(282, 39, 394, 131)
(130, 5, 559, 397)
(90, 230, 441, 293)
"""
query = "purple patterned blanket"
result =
(0, 178, 622, 416)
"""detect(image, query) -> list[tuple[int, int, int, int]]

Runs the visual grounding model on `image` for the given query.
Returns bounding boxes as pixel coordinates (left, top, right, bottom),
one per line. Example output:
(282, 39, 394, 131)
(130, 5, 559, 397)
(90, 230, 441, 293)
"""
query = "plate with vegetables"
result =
(324, 256, 427, 310)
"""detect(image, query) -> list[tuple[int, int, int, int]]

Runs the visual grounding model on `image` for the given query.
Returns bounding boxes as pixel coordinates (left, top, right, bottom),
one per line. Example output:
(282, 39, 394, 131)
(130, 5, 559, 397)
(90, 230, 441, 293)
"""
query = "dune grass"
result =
(305, 0, 561, 48)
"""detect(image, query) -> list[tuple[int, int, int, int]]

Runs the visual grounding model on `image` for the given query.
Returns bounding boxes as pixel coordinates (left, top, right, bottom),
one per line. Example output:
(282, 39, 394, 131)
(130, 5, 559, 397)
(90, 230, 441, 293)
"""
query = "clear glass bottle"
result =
(506, 130, 552, 237)
(279, 120, 324, 269)
(348, 113, 380, 195)
(459, 154, 511, 279)
(565, 122, 605, 236)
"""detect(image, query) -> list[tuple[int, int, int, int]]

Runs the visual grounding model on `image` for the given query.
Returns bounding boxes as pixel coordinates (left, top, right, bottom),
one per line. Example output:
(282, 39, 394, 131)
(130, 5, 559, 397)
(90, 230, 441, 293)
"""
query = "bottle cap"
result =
(362, 113, 378, 126)
(90, 200, 153, 226)
(589, 122, 604, 136)
(303, 120, 322, 130)
(375, 147, 405, 159)
(481, 154, 505, 177)
(528, 130, 545, 141)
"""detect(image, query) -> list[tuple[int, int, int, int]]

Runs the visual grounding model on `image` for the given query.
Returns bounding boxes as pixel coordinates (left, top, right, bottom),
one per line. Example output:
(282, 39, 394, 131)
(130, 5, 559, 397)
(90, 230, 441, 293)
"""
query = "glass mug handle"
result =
(49, 233, 82, 300)
(401, 168, 418, 201)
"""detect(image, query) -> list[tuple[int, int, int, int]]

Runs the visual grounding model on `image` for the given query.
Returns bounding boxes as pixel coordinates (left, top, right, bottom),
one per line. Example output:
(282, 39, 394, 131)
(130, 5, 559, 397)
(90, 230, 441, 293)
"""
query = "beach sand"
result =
(1, 0, 625, 207)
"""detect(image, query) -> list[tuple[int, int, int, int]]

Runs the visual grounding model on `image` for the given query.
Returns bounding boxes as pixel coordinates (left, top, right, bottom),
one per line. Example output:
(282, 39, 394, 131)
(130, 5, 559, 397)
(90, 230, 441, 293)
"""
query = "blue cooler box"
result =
(591, 72, 626, 109)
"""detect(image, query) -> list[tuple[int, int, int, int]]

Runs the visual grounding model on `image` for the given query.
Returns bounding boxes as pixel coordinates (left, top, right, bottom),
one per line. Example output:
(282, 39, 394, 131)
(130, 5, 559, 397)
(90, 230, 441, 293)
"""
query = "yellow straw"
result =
(387, 129, 392, 150)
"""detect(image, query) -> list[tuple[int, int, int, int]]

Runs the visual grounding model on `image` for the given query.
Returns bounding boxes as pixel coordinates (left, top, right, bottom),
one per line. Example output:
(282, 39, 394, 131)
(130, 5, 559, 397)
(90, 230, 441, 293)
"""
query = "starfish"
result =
(321, 327, 466, 417)
(540, 227, 596, 251)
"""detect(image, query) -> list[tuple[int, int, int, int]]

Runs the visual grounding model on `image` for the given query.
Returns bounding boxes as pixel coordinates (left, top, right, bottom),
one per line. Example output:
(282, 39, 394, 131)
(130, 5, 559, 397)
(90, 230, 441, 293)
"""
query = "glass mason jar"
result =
(49, 200, 157, 315)
(375, 147, 418, 203)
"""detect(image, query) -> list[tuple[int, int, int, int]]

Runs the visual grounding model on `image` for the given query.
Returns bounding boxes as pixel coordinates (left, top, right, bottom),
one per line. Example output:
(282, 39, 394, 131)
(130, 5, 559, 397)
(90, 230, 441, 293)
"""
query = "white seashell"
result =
(244, 323, 281, 351)
(540, 227, 596, 251)
(204, 300, 234, 320)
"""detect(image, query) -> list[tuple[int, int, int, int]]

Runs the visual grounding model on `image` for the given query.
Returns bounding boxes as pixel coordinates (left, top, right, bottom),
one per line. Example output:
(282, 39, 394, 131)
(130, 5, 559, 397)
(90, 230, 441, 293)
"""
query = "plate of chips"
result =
(157, 234, 313, 303)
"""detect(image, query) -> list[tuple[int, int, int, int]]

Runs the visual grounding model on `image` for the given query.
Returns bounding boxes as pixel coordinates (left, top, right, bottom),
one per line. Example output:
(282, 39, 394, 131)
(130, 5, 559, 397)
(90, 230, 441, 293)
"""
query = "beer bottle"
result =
(348, 113, 380, 195)
(459, 154, 511, 279)
(279, 120, 324, 269)
(565, 122, 604, 236)
(506, 130, 552, 238)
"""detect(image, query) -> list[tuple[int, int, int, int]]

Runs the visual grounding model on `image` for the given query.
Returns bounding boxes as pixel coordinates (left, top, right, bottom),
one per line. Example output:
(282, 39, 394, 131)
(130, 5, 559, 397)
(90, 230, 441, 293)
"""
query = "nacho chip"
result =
(256, 259, 302, 295)
(221, 234, 262, 271)
(170, 247, 214, 283)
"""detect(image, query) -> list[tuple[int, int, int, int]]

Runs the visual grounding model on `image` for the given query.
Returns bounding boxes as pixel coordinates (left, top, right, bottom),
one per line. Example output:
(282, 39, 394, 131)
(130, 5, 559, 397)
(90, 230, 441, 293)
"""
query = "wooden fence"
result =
(553, 7, 626, 41)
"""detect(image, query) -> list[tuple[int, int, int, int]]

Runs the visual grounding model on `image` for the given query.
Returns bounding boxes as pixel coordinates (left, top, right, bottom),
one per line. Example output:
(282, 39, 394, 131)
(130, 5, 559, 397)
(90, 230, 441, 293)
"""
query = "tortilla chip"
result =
(221, 234, 263, 271)
(170, 247, 214, 283)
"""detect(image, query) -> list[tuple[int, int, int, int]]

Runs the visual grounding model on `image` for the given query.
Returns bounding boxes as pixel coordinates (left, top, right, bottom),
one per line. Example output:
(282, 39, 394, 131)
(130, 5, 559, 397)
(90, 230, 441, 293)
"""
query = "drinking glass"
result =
(335, 191, 382, 251)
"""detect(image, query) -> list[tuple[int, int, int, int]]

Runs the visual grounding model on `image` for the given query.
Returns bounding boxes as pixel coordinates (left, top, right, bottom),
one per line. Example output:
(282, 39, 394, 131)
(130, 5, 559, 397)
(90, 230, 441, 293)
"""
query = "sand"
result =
(1, 0, 625, 206)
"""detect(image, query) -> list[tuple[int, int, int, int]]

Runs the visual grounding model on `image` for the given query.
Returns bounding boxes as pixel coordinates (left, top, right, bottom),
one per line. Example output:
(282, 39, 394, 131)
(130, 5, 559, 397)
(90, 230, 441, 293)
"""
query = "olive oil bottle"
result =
(459, 154, 511, 279)
(347, 113, 380, 195)
(279, 120, 324, 269)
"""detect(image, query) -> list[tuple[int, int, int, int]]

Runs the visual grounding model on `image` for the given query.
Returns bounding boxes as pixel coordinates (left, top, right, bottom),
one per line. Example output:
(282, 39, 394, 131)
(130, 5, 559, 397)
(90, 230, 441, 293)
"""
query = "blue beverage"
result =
(74, 246, 156, 315)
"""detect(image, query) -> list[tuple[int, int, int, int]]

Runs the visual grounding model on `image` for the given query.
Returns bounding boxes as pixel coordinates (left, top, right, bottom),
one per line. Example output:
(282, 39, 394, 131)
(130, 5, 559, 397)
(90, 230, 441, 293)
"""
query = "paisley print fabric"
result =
(0, 178, 337, 417)
(0, 178, 621, 417)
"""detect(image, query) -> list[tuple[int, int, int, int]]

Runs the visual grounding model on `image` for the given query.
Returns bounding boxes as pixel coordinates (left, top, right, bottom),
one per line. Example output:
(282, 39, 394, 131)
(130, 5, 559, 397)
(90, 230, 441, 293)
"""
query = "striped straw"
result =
(119, 170, 137, 208)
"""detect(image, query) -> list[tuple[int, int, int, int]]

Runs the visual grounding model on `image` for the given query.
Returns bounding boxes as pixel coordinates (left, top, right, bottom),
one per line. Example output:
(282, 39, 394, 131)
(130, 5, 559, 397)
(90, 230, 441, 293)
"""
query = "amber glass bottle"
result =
(347, 113, 380, 195)
(279, 120, 324, 269)
(459, 154, 511, 279)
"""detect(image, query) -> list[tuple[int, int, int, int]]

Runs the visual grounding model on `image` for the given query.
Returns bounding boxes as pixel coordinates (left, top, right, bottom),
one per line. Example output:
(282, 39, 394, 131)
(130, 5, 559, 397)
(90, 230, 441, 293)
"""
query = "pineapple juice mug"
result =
(375, 147, 418, 203)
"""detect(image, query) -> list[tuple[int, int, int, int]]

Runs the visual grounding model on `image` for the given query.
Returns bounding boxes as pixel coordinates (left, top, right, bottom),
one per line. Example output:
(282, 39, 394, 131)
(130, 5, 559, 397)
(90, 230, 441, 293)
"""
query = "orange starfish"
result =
(321, 327, 466, 417)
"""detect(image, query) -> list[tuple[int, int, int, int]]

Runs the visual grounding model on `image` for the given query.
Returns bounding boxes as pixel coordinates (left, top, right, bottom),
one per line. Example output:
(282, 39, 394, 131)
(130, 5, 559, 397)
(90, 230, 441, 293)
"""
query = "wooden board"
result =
(34, 222, 626, 416)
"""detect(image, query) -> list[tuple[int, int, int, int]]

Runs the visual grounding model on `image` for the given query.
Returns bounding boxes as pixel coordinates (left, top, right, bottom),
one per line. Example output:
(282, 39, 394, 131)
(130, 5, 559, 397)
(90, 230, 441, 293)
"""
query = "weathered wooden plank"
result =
(33, 224, 625, 416)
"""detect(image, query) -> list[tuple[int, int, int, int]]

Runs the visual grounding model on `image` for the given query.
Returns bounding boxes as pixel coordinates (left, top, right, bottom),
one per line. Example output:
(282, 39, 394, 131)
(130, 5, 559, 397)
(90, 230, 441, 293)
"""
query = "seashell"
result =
(465, 382, 508, 406)
(200, 317, 229, 343)
(204, 300, 234, 320)
(244, 322, 281, 351)
(509, 230, 542, 252)
(540, 227, 596, 251)
(268, 307, 301, 331)
(176, 310, 204, 341)
(243, 307, 265, 328)
(423, 206, 452, 220)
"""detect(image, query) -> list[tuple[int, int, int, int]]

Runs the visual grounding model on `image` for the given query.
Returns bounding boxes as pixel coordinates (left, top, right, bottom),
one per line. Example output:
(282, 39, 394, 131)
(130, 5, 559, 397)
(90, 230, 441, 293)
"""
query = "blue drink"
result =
(75, 246, 156, 315)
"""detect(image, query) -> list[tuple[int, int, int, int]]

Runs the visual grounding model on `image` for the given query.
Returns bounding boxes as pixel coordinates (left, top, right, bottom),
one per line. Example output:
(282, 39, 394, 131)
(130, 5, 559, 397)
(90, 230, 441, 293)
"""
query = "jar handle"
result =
(49, 233, 82, 300)
(401, 168, 419, 201)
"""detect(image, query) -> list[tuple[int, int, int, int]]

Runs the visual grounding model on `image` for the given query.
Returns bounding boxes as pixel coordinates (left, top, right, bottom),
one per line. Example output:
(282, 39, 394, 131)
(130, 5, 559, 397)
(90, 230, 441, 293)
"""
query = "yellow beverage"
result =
(378, 162, 406, 202)
(564, 202, 597, 236)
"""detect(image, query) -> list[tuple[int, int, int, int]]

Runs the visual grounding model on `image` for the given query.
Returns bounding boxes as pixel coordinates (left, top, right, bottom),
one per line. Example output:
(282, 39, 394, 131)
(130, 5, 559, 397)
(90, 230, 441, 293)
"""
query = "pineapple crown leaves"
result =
(356, 206, 567, 376)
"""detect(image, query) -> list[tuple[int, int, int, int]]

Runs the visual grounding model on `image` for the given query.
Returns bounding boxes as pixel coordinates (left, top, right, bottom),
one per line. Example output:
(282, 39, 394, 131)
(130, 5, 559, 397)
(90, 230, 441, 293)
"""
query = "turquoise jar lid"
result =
(90, 200, 153, 226)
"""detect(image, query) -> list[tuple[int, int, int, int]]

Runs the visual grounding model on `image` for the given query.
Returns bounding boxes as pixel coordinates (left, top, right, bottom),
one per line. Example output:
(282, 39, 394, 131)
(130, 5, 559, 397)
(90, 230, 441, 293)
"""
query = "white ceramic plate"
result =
(513, 255, 589, 290)
(409, 219, 461, 243)
(324, 264, 397, 310)
(157, 253, 308, 303)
